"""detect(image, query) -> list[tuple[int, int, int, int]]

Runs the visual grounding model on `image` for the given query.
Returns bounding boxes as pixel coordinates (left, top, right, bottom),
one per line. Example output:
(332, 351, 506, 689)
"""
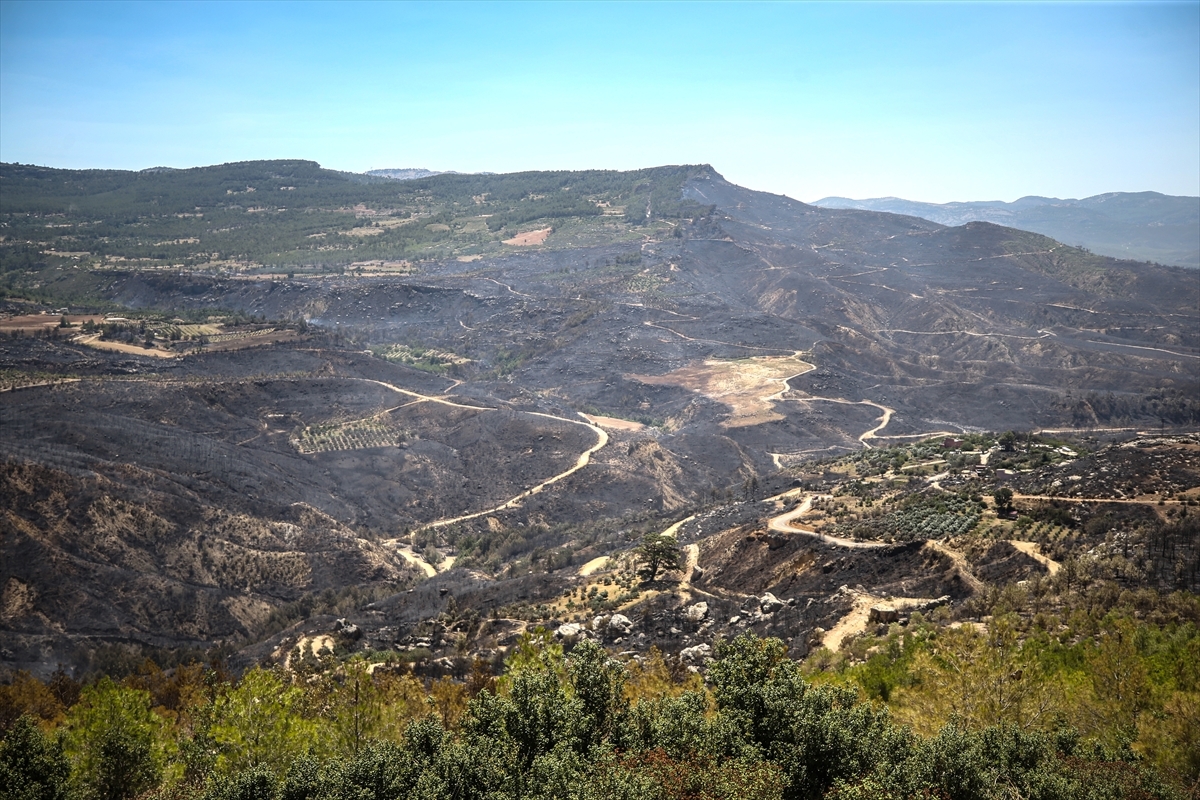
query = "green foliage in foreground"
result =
(1, 633, 1187, 800)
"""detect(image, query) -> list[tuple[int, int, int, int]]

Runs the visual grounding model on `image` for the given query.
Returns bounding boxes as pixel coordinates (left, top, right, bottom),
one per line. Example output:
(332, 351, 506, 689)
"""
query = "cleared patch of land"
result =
(629, 354, 813, 427)
(582, 413, 645, 432)
(503, 227, 551, 246)
(0, 314, 103, 332)
(73, 334, 180, 358)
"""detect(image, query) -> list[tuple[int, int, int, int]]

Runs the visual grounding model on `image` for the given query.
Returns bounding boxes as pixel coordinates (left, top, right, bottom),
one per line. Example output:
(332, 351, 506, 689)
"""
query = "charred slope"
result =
(0, 459, 421, 674)
(3, 165, 1199, 675)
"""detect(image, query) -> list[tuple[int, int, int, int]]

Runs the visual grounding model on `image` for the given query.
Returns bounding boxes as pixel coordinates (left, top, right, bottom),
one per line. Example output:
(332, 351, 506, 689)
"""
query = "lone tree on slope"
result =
(993, 487, 1015, 516)
(635, 533, 682, 582)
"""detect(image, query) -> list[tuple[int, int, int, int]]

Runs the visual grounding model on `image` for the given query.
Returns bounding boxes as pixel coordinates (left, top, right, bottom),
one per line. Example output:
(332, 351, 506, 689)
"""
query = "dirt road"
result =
(925, 540, 986, 593)
(420, 413, 608, 530)
(767, 495, 889, 549)
(1008, 541, 1060, 575)
(822, 592, 951, 651)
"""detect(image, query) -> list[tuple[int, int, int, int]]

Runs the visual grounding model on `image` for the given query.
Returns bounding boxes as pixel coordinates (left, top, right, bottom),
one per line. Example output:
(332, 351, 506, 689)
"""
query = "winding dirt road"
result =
(1008, 541, 1061, 575)
(348, 379, 610, 570)
(419, 412, 608, 530)
(767, 495, 889, 549)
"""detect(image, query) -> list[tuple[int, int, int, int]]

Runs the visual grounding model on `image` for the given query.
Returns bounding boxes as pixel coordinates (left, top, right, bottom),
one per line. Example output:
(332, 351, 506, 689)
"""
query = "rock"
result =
(684, 602, 709, 622)
(760, 592, 785, 613)
(608, 614, 633, 635)
(691, 565, 705, 581)
(669, 627, 682, 635)
(555, 623, 585, 639)
(868, 605, 900, 624)
(592, 615, 610, 631)
(729, 615, 741, 625)
(334, 618, 362, 639)
(680, 643, 712, 662)
(913, 596, 951, 613)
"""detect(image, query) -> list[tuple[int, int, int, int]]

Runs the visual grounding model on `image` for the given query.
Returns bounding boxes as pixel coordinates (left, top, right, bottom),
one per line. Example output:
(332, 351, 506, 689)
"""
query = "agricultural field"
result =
(371, 343, 470, 374)
(291, 414, 409, 454)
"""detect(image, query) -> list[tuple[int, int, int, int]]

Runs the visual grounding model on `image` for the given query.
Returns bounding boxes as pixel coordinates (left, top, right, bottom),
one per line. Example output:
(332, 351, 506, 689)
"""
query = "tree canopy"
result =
(634, 533, 683, 582)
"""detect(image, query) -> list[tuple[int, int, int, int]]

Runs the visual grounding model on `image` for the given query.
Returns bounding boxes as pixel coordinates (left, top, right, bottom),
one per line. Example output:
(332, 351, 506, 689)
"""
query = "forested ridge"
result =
(0, 161, 714, 285)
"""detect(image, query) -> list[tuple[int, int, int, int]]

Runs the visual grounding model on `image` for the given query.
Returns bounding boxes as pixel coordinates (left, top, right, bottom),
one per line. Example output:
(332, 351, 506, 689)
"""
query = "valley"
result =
(1, 161, 1198, 791)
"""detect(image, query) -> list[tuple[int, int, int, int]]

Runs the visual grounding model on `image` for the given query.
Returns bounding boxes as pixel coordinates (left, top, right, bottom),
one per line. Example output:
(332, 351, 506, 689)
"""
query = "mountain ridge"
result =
(813, 191, 1200, 268)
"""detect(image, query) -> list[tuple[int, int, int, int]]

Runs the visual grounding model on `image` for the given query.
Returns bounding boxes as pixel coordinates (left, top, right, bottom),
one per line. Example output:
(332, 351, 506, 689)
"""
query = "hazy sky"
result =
(2, 1, 1197, 203)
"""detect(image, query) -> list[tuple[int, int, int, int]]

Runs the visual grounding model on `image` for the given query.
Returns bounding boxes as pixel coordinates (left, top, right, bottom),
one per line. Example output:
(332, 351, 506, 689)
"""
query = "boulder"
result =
(868, 605, 900, 624)
(684, 602, 709, 622)
(914, 595, 952, 613)
(680, 643, 712, 663)
(760, 592, 785, 614)
(555, 623, 585, 640)
(334, 618, 362, 639)
(608, 614, 633, 636)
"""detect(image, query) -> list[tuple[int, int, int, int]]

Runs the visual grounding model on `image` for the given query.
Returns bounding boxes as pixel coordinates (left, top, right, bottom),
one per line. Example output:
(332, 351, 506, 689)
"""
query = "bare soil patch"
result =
(582, 413, 645, 432)
(74, 334, 180, 359)
(503, 227, 551, 246)
(0, 314, 103, 332)
(629, 355, 813, 427)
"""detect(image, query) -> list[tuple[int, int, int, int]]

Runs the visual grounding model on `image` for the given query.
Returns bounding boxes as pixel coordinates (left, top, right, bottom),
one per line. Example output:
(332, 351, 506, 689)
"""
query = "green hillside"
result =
(0, 161, 714, 284)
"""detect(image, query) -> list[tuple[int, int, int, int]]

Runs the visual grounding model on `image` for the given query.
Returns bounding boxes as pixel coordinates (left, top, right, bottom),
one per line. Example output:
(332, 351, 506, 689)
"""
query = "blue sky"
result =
(1, 1, 1197, 202)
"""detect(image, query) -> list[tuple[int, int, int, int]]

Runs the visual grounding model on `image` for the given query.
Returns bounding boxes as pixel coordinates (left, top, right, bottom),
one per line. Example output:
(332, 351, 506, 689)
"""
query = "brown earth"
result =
(503, 228, 551, 246)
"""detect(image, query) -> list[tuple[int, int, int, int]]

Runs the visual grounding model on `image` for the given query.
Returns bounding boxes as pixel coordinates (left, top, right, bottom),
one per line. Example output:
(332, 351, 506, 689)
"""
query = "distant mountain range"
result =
(366, 168, 496, 180)
(813, 192, 1199, 268)
(366, 168, 453, 180)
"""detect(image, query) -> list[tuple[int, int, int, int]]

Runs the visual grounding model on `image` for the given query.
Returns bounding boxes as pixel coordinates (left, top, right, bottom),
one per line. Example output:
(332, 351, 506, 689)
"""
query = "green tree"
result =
(0, 715, 70, 800)
(209, 667, 317, 776)
(202, 764, 277, 800)
(709, 633, 901, 799)
(992, 487, 1014, 516)
(896, 614, 1060, 735)
(63, 679, 165, 800)
(566, 639, 627, 753)
(634, 533, 682, 582)
(322, 659, 383, 757)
